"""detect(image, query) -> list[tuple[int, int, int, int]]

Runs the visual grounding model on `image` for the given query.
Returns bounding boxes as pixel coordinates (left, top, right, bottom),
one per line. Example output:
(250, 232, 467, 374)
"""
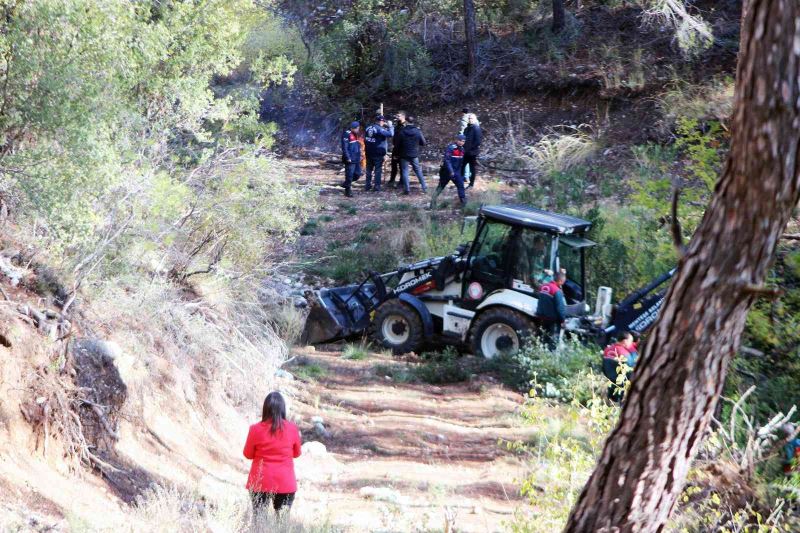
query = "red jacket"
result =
(603, 342, 638, 360)
(243, 420, 302, 493)
(539, 280, 561, 295)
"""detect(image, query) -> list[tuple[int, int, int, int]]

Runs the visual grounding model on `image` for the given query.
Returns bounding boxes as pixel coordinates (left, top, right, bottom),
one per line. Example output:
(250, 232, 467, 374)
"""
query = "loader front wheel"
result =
(470, 308, 535, 359)
(372, 300, 423, 355)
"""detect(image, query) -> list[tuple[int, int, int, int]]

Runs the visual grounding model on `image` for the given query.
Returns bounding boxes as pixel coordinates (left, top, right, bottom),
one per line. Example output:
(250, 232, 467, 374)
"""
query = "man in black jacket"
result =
(463, 113, 482, 188)
(397, 116, 428, 194)
(364, 114, 394, 192)
(387, 111, 406, 189)
(340, 121, 362, 197)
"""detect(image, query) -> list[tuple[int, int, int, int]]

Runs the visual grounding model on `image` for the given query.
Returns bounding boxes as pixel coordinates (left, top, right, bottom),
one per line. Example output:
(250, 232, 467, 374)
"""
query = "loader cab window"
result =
(511, 230, 555, 287)
(466, 220, 514, 291)
(557, 235, 596, 304)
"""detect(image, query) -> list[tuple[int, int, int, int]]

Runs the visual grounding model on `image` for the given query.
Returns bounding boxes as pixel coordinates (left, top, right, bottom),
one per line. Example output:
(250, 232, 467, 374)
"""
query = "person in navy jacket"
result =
(364, 114, 394, 192)
(431, 133, 467, 207)
(340, 121, 362, 197)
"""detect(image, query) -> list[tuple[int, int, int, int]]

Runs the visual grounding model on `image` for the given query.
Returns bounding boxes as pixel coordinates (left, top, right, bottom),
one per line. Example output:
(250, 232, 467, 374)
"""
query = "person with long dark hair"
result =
(243, 391, 302, 517)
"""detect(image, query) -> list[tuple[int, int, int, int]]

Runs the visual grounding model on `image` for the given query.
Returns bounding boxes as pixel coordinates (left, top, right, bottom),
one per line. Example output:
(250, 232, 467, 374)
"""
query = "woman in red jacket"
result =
(243, 392, 302, 515)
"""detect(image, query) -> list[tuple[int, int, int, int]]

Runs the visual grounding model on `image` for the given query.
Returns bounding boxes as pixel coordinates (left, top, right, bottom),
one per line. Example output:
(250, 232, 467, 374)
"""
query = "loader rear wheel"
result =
(470, 308, 535, 359)
(372, 300, 423, 355)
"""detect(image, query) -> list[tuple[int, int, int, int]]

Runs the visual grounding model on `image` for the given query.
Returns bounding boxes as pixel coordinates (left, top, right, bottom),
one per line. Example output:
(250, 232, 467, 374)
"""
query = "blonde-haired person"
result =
(463, 113, 482, 188)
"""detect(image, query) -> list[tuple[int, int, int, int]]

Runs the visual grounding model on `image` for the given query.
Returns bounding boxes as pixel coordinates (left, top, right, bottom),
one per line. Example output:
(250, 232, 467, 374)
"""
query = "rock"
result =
(311, 415, 324, 424)
(293, 297, 308, 309)
(275, 369, 294, 381)
(301, 441, 328, 457)
(284, 278, 292, 285)
(359, 486, 407, 505)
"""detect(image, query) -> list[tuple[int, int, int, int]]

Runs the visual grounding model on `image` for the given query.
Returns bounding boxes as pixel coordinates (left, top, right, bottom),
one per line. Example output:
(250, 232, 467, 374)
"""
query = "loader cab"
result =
(462, 205, 594, 309)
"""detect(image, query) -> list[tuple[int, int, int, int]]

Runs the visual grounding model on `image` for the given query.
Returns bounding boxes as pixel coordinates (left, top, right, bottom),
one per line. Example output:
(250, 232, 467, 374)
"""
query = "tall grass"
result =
(524, 127, 598, 175)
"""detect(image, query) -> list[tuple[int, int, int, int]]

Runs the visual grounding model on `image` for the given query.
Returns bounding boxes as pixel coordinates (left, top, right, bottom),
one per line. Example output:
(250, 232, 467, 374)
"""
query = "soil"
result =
(285, 345, 543, 532)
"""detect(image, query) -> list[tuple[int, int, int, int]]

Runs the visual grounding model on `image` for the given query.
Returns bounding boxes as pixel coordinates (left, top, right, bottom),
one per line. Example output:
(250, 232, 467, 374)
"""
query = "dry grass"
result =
(658, 77, 735, 127)
(270, 303, 308, 347)
(523, 126, 598, 175)
(127, 485, 337, 533)
(87, 275, 286, 411)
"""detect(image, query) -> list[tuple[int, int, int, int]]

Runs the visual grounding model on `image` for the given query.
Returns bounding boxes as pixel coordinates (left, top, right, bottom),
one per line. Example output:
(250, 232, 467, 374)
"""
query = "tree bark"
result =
(552, 0, 566, 33)
(564, 2, 800, 532)
(463, 0, 477, 78)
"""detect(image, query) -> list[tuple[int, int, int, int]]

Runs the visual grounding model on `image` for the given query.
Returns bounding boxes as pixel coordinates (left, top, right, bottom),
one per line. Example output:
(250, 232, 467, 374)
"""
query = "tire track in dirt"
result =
(287, 346, 541, 532)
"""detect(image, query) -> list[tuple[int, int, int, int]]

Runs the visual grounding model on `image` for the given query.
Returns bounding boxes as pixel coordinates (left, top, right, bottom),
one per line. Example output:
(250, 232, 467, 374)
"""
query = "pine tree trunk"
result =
(552, 0, 566, 33)
(463, 0, 477, 77)
(564, 1, 800, 531)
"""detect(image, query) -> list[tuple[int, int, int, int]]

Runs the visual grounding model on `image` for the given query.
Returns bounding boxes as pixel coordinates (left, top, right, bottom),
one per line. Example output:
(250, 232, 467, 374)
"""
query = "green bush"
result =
(415, 347, 472, 384)
(489, 339, 605, 404)
(342, 343, 369, 360)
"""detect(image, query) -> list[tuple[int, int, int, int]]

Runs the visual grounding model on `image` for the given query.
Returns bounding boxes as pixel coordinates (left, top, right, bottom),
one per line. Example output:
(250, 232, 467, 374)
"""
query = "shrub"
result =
(489, 338, 604, 404)
(292, 362, 327, 381)
(508, 393, 619, 532)
(270, 304, 307, 347)
(524, 126, 598, 175)
(342, 343, 369, 360)
(415, 347, 472, 384)
(463, 189, 502, 216)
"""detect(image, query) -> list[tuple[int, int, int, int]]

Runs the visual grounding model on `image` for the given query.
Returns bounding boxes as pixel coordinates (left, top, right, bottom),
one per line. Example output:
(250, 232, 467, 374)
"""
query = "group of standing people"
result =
(339, 108, 483, 206)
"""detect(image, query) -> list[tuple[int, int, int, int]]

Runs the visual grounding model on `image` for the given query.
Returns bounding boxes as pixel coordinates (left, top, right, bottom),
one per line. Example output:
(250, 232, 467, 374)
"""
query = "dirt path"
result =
(285, 346, 541, 532)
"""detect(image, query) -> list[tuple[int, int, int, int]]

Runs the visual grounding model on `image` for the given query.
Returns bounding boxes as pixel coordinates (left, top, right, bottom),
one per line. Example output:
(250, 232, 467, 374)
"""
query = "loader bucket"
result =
(299, 274, 388, 345)
(300, 292, 343, 345)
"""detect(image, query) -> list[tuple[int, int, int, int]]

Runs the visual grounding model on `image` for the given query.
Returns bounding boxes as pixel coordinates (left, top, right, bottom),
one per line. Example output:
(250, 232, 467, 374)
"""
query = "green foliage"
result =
(674, 117, 724, 192)
(490, 339, 605, 404)
(411, 219, 468, 259)
(302, 2, 434, 96)
(508, 394, 619, 532)
(292, 362, 327, 381)
(0, 0, 315, 287)
(342, 343, 369, 360)
(415, 347, 472, 384)
(372, 362, 417, 383)
(308, 243, 400, 283)
(583, 206, 676, 296)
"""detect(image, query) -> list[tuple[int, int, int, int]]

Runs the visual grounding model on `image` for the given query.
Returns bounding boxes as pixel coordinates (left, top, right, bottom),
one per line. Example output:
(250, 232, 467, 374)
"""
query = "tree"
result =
(552, 0, 566, 33)
(565, 1, 800, 531)
(463, 0, 477, 77)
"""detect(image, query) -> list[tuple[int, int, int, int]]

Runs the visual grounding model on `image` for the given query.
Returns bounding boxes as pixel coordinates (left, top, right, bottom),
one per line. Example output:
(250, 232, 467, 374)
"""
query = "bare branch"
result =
(671, 188, 686, 257)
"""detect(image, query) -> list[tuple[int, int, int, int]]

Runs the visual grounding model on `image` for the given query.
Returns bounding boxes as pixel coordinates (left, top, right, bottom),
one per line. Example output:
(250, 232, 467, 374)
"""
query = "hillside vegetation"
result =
(1, 0, 799, 532)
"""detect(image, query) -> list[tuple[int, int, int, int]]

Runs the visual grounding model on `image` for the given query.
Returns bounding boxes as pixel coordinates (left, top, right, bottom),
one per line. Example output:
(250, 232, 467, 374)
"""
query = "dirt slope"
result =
(285, 346, 539, 532)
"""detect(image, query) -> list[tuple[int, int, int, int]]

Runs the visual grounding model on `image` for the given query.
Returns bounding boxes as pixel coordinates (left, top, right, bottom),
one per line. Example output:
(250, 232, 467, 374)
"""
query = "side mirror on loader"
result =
(595, 286, 613, 327)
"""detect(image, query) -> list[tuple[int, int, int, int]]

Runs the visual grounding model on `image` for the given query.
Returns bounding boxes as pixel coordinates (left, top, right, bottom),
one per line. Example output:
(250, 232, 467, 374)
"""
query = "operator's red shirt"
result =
(603, 342, 638, 360)
(539, 280, 561, 295)
(243, 420, 302, 493)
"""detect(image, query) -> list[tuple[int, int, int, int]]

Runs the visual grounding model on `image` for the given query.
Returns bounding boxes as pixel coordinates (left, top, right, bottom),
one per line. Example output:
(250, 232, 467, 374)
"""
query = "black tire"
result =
(371, 300, 424, 355)
(469, 307, 536, 359)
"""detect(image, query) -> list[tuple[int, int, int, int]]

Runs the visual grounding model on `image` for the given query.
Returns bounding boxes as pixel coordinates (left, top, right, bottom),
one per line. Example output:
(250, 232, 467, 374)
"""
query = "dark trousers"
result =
(603, 358, 627, 402)
(251, 491, 295, 514)
(463, 155, 478, 186)
(366, 155, 385, 190)
(344, 162, 361, 194)
(388, 157, 400, 185)
(433, 167, 466, 204)
(399, 157, 427, 193)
